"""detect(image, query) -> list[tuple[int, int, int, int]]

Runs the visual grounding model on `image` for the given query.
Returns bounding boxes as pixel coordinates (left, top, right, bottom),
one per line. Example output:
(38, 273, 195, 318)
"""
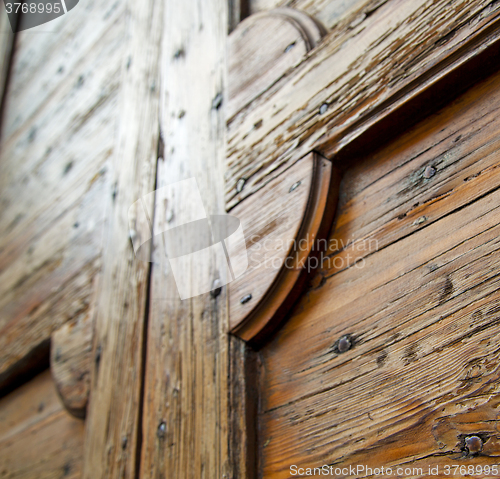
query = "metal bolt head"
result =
(423, 165, 436, 179)
(336, 335, 352, 354)
(240, 294, 252, 305)
(210, 279, 222, 298)
(465, 435, 483, 455)
(157, 421, 167, 439)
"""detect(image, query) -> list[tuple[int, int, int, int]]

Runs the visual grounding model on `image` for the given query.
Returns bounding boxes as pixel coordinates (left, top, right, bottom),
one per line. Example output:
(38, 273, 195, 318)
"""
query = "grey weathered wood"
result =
(51, 310, 92, 419)
(0, 0, 125, 393)
(0, 370, 85, 479)
(139, 0, 251, 477)
(82, 0, 163, 476)
(228, 8, 324, 120)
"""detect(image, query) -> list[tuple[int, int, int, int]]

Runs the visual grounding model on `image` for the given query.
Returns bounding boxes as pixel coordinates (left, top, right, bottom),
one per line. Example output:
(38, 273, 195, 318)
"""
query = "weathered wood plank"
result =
(320, 69, 500, 276)
(1, 0, 124, 141)
(226, 0, 500, 211)
(259, 67, 500, 478)
(81, 0, 163, 477)
(139, 0, 251, 477)
(50, 309, 92, 419)
(0, 370, 84, 479)
(0, 0, 125, 392)
(229, 155, 315, 332)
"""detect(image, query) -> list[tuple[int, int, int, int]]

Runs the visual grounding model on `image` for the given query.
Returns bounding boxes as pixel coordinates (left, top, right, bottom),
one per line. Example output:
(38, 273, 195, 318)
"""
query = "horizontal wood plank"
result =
(259, 65, 500, 478)
(50, 310, 92, 418)
(0, 370, 84, 479)
(226, 0, 500, 211)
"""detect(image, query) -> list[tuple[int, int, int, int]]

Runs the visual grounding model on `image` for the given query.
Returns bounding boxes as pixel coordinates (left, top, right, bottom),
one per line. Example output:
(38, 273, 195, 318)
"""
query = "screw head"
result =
(157, 421, 167, 439)
(210, 279, 222, 298)
(240, 294, 252, 305)
(423, 165, 436, 179)
(335, 335, 352, 354)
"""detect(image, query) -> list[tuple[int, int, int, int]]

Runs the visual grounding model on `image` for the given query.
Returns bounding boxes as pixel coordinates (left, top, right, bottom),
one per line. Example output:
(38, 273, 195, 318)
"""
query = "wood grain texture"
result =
(226, 0, 500, 212)
(139, 0, 251, 477)
(82, 0, 163, 477)
(228, 8, 324, 120)
(50, 309, 92, 418)
(0, 0, 126, 393)
(230, 153, 339, 344)
(258, 66, 500, 478)
(229, 155, 315, 332)
(249, 0, 372, 30)
(0, 370, 84, 479)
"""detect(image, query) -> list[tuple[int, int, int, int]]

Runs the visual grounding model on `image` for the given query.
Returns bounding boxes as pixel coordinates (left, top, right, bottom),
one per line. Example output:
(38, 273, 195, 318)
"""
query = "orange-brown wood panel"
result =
(0, 370, 84, 479)
(258, 68, 500, 478)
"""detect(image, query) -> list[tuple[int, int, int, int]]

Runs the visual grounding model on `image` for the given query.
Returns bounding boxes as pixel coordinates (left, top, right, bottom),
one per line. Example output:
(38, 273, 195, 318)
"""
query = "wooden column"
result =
(82, 0, 163, 477)
(139, 0, 253, 477)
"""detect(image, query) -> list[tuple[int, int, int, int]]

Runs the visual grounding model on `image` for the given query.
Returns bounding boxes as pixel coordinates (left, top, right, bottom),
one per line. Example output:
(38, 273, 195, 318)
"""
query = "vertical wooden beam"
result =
(140, 0, 253, 477)
(228, 0, 249, 33)
(82, 0, 163, 477)
(0, 6, 17, 134)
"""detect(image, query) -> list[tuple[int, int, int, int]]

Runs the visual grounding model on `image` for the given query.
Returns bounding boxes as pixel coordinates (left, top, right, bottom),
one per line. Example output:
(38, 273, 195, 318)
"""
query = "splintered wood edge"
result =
(231, 153, 340, 345)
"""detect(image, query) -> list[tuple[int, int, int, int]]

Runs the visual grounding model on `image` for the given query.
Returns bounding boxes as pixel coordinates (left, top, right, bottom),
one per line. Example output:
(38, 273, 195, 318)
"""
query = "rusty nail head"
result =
(465, 435, 483, 455)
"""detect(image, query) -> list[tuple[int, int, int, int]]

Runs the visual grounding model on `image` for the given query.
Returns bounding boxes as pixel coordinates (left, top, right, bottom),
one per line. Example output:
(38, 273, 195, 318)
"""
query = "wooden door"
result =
(224, 0, 500, 477)
(256, 63, 500, 479)
(2, 1, 500, 478)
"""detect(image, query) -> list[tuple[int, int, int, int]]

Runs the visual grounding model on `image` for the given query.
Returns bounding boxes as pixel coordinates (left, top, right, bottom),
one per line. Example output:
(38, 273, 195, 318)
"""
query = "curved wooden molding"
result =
(229, 153, 339, 344)
(50, 313, 92, 418)
(228, 7, 326, 120)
